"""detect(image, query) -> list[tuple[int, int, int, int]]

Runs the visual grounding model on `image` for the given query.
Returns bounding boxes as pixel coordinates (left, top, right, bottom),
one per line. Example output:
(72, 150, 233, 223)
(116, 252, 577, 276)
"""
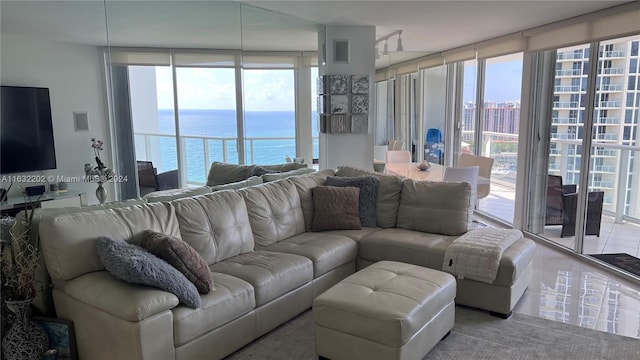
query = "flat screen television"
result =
(1, 85, 57, 174)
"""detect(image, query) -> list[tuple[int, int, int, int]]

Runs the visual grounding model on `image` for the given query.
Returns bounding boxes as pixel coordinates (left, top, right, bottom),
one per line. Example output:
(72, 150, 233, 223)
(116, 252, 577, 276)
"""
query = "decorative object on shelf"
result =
(351, 115, 368, 133)
(351, 75, 369, 94)
(317, 74, 371, 134)
(84, 138, 114, 204)
(1, 199, 49, 360)
(417, 160, 431, 171)
(329, 75, 348, 94)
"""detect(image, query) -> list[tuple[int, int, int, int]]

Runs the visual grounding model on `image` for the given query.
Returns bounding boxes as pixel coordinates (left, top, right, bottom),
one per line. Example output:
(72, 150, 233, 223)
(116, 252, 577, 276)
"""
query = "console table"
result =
(0, 190, 87, 216)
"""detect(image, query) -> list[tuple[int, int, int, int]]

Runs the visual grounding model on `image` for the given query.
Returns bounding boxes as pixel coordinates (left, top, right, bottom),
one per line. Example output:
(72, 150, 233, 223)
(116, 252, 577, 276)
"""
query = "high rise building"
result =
(551, 35, 640, 218)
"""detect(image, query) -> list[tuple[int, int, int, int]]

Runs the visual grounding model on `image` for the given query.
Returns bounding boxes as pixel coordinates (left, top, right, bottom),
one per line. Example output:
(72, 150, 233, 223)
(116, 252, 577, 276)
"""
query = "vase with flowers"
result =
(1, 200, 49, 360)
(84, 138, 114, 204)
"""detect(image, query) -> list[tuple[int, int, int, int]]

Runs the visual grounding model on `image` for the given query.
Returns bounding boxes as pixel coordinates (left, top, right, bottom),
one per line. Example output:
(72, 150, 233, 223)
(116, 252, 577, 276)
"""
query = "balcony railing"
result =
(557, 52, 585, 60)
(596, 101, 621, 108)
(552, 117, 579, 124)
(593, 117, 618, 124)
(463, 130, 640, 225)
(134, 132, 318, 185)
(553, 101, 580, 108)
(554, 85, 581, 92)
(598, 84, 624, 92)
(599, 50, 626, 58)
(594, 133, 618, 141)
(598, 67, 624, 75)
(556, 69, 583, 77)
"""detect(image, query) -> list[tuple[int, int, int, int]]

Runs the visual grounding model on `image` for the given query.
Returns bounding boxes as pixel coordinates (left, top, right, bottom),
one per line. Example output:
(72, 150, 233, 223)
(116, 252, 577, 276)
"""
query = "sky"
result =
(154, 56, 523, 111)
(156, 67, 296, 111)
(463, 55, 524, 103)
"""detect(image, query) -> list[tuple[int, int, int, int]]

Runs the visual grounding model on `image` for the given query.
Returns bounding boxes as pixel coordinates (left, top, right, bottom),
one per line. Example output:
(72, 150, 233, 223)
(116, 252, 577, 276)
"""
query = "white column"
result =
(318, 25, 376, 170)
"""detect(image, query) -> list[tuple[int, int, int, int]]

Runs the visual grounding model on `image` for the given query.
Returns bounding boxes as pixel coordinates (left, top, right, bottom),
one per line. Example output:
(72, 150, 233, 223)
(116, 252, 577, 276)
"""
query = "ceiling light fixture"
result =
(375, 30, 403, 58)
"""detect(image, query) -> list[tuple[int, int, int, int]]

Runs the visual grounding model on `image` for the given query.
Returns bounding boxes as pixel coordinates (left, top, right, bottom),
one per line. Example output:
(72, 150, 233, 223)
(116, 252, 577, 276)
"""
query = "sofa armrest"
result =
(62, 271, 180, 322)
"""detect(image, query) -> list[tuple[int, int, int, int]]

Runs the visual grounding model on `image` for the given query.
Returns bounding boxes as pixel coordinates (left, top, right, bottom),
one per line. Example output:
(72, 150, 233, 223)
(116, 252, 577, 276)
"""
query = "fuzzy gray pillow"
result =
(326, 176, 379, 227)
(95, 236, 201, 308)
(133, 230, 213, 294)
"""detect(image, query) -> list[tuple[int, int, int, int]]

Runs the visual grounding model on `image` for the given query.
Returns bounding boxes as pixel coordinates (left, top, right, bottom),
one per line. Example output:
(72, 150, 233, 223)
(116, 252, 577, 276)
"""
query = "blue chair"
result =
(426, 128, 443, 164)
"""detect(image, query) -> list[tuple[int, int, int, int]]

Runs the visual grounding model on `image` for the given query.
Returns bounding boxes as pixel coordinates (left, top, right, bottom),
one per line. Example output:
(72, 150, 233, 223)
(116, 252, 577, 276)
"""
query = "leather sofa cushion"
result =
(320, 228, 380, 243)
(206, 162, 256, 186)
(173, 191, 254, 265)
(313, 261, 456, 347)
(396, 180, 471, 236)
(258, 232, 357, 277)
(210, 250, 313, 306)
(144, 186, 211, 202)
(210, 176, 263, 192)
(172, 273, 255, 346)
(239, 180, 306, 247)
(288, 169, 336, 231)
(40, 202, 180, 281)
(359, 228, 536, 287)
(262, 168, 316, 182)
(335, 166, 403, 228)
(63, 271, 179, 322)
(311, 186, 361, 232)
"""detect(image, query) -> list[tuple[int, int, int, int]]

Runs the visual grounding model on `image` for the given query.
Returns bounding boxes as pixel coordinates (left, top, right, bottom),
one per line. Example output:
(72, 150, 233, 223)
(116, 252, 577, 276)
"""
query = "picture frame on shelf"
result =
(33, 317, 77, 360)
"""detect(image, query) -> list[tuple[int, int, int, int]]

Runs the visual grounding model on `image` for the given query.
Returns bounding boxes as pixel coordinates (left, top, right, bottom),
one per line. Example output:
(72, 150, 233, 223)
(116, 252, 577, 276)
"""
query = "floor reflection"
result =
(514, 242, 640, 339)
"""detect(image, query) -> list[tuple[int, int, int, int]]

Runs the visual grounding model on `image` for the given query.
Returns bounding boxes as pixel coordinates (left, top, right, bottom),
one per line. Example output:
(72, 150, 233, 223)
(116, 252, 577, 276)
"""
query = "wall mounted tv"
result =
(1, 85, 57, 174)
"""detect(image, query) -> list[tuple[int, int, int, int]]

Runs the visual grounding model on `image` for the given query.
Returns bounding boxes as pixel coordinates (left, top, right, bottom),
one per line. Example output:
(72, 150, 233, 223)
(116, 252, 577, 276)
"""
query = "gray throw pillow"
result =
(311, 186, 361, 231)
(95, 236, 201, 308)
(132, 230, 214, 294)
(326, 176, 379, 227)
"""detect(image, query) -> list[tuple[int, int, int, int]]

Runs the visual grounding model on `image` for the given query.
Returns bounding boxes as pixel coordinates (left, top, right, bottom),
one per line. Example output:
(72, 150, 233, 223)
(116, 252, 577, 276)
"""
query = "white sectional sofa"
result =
(38, 166, 535, 360)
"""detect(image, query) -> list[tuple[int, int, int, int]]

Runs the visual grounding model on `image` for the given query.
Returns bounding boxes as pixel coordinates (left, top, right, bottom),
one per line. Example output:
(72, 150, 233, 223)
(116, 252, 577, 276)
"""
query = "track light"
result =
(375, 30, 404, 58)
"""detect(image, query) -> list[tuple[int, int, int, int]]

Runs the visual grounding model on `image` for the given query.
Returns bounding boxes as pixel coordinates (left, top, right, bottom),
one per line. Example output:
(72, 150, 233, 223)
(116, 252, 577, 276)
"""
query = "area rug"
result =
(590, 253, 640, 277)
(226, 306, 639, 360)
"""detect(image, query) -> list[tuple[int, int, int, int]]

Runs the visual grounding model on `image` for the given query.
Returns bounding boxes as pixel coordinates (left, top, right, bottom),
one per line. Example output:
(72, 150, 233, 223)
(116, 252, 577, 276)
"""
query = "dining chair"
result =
(388, 140, 405, 151)
(386, 150, 411, 163)
(443, 166, 479, 205)
(458, 153, 494, 199)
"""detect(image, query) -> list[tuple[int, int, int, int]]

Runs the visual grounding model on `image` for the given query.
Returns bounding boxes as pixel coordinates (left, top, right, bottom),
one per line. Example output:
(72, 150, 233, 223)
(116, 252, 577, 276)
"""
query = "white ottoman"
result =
(313, 261, 456, 360)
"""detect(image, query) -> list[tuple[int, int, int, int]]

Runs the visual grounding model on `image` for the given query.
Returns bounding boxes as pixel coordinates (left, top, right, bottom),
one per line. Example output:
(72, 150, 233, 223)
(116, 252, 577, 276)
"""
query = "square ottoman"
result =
(313, 261, 456, 360)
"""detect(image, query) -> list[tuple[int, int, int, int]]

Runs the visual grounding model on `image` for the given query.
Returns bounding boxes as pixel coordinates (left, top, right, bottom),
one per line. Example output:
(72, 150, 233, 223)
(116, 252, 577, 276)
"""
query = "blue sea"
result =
(140, 109, 318, 184)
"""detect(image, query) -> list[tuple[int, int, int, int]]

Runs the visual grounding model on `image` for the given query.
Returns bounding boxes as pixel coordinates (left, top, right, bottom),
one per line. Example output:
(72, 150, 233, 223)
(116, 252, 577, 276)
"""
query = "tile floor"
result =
(513, 239, 640, 339)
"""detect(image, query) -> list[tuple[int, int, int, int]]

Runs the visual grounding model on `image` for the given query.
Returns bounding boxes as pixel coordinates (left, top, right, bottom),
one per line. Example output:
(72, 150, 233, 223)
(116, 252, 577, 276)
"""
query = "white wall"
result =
(319, 25, 375, 170)
(1, 34, 112, 204)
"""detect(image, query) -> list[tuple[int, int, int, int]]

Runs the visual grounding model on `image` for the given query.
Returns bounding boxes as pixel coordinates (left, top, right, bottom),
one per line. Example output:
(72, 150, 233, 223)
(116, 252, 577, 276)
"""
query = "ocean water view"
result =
(135, 109, 318, 184)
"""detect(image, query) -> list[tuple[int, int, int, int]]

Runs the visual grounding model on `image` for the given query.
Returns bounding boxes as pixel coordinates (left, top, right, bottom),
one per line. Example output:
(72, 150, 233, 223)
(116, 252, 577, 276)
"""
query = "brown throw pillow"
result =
(134, 230, 213, 293)
(311, 186, 361, 231)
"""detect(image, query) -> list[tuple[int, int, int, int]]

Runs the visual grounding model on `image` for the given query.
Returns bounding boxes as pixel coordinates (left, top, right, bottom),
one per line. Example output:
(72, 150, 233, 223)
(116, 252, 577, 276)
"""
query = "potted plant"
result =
(0, 198, 49, 360)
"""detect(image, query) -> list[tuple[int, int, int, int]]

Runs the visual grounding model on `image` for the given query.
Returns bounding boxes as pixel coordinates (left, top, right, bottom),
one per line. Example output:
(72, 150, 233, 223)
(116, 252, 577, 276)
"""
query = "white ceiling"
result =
(0, 0, 633, 65)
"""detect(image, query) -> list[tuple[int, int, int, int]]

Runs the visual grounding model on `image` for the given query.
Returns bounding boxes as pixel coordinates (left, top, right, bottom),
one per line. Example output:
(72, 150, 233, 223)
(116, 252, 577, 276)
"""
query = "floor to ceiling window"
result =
(460, 53, 523, 223)
(527, 35, 640, 257)
(114, 50, 316, 188)
(175, 67, 238, 184)
(243, 69, 295, 164)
